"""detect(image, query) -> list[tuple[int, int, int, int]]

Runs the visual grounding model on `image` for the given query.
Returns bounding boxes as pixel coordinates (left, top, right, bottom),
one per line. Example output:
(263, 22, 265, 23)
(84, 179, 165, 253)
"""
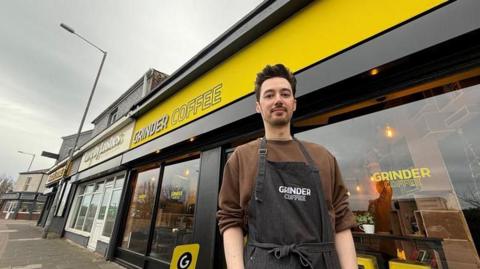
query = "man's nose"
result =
(273, 93, 284, 105)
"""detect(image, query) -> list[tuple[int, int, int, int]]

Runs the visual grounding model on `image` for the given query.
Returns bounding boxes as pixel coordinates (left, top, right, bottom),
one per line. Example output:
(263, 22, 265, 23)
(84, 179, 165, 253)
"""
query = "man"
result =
(217, 64, 357, 268)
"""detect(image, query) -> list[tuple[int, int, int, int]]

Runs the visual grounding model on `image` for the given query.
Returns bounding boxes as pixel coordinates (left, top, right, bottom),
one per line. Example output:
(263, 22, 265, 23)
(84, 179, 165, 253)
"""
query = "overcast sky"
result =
(0, 0, 262, 179)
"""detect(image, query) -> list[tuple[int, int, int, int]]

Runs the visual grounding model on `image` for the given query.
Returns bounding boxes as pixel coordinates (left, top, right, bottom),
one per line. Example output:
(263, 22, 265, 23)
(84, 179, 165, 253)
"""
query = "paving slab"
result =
(0, 220, 124, 269)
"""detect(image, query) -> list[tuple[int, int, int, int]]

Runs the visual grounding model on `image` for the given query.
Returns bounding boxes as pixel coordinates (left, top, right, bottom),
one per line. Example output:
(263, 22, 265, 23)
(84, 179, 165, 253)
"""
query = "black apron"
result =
(244, 138, 341, 268)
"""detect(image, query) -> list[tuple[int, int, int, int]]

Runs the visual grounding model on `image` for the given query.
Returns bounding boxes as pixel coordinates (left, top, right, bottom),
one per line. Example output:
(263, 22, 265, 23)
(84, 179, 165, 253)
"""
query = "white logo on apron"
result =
(278, 186, 311, 202)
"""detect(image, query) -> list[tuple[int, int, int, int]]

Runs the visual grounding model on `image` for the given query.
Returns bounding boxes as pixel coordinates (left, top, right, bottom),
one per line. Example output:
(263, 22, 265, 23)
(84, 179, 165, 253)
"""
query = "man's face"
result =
(256, 77, 296, 127)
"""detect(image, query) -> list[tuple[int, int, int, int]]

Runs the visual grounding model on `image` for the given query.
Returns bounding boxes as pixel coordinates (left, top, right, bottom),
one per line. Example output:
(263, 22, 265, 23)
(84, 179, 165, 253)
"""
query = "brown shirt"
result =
(217, 138, 356, 235)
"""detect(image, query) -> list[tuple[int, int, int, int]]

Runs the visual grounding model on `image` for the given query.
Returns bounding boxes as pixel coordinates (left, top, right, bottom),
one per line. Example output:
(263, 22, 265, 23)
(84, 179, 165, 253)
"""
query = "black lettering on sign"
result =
(177, 252, 192, 269)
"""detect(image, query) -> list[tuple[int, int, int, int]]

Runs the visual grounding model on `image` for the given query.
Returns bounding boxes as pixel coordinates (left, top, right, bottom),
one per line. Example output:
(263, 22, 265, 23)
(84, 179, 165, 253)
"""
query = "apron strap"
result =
(255, 137, 268, 202)
(249, 240, 336, 269)
(293, 138, 318, 171)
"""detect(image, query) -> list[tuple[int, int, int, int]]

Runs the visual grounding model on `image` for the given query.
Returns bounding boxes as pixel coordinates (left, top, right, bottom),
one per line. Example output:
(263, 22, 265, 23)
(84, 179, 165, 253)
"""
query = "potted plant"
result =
(356, 212, 375, 234)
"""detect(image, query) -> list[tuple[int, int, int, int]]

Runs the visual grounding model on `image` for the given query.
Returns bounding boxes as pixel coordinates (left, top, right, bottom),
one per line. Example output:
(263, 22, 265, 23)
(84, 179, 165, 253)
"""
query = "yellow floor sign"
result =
(170, 244, 200, 269)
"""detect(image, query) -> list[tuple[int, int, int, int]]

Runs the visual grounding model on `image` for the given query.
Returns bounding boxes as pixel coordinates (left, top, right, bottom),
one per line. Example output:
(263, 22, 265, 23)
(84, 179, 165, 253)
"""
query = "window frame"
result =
(65, 172, 125, 239)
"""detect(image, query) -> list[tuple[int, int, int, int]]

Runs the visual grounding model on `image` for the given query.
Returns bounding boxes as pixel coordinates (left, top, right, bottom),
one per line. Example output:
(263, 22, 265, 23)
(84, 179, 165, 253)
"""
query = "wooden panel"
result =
(415, 197, 447, 210)
(418, 210, 469, 240)
(442, 239, 480, 269)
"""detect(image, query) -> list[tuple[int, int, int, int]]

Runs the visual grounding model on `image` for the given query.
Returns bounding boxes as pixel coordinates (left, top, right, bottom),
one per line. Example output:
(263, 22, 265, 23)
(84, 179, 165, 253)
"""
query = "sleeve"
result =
(217, 150, 245, 235)
(331, 156, 357, 232)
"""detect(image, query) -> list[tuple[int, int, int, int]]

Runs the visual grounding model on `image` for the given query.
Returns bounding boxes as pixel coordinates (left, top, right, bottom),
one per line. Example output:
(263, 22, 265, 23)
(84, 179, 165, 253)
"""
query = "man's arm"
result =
(335, 229, 357, 269)
(223, 226, 245, 269)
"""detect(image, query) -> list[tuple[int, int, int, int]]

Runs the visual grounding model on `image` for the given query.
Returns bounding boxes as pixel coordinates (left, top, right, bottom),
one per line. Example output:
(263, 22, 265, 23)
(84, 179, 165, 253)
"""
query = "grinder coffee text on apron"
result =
(244, 138, 341, 268)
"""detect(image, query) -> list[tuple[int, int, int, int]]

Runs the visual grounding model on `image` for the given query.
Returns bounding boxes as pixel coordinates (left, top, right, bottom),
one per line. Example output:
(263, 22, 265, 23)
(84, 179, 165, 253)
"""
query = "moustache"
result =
(271, 106, 287, 113)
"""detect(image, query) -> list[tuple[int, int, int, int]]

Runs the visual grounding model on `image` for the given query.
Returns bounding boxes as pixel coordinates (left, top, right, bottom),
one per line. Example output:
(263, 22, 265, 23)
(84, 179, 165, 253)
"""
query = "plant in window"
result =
(356, 212, 375, 225)
(356, 212, 375, 234)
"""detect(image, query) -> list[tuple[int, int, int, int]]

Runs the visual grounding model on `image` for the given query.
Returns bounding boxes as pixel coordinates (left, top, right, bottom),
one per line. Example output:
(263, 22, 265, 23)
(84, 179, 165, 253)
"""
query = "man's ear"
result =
(256, 101, 261, 114)
(293, 98, 297, 112)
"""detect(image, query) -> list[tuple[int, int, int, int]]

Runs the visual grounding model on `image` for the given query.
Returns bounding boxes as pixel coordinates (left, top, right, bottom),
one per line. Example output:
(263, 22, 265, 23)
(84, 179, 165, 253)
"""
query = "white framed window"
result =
(66, 173, 125, 237)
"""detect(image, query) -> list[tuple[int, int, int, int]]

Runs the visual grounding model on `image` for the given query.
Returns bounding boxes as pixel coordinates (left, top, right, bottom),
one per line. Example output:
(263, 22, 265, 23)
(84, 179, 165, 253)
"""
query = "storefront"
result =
(87, 1, 480, 268)
(63, 122, 134, 255)
(0, 192, 46, 220)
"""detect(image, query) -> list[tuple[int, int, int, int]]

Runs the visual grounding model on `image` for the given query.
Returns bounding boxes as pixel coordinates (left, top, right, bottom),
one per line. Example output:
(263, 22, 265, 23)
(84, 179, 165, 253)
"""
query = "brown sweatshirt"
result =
(217, 138, 356, 235)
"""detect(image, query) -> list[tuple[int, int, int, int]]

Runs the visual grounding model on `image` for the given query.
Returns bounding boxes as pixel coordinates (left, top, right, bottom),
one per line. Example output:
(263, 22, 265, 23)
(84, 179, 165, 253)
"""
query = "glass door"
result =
(88, 179, 113, 250)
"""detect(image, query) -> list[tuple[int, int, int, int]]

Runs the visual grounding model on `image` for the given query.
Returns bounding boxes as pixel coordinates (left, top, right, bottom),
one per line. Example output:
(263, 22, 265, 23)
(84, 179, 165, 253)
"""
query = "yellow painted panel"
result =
(170, 244, 199, 269)
(131, 0, 447, 148)
(389, 259, 432, 269)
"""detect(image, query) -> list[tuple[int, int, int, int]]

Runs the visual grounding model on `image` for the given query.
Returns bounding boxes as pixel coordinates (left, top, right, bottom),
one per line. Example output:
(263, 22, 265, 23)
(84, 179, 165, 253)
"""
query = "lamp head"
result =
(60, 23, 75, 34)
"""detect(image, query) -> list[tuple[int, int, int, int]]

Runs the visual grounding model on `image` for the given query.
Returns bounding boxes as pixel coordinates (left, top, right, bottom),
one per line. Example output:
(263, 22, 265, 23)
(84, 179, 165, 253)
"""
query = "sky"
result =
(0, 0, 262, 179)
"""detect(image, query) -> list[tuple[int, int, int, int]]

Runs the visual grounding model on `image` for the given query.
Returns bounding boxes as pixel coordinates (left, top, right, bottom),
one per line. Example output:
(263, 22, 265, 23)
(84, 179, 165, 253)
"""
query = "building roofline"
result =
(61, 129, 93, 140)
(129, 0, 311, 117)
(91, 69, 167, 124)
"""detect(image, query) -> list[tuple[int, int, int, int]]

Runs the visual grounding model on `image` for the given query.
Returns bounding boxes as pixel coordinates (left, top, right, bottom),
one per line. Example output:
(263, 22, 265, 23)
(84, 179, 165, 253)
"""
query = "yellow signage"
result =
(357, 254, 378, 269)
(131, 0, 447, 148)
(170, 244, 199, 269)
(46, 162, 71, 185)
(371, 167, 431, 182)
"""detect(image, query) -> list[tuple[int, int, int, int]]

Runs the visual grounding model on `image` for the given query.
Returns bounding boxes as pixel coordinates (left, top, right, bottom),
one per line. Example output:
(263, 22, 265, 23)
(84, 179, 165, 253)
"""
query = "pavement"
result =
(0, 219, 125, 269)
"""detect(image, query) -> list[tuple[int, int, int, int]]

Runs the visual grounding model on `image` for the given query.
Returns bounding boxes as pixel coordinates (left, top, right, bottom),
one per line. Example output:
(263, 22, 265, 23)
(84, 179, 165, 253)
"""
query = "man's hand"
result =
(335, 229, 357, 269)
(223, 227, 245, 269)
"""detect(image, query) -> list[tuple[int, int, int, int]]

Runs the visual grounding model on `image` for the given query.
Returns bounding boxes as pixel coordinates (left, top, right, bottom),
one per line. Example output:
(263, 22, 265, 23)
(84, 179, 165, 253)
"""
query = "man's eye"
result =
(264, 94, 273, 99)
(281, 93, 291, 97)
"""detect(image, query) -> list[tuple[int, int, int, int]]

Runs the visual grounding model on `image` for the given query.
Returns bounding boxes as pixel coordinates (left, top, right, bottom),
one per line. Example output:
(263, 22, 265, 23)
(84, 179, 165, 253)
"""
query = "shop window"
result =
(296, 71, 480, 268)
(102, 188, 122, 237)
(67, 174, 125, 238)
(32, 202, 44, 214)
(150, 158, 200, 262)
(98, 188, 112, 220)
(121, 166, 160, 254)
(74, 195, 92, 230)
(82, 193, 102, 232)
(18, 202, 32, 213)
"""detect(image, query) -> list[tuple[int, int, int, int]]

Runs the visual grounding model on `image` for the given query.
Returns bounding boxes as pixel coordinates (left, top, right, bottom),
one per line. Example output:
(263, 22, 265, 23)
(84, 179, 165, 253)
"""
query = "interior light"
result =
(184, 169, 190, 176)
(189, 137, 195, 142)
(155, 149, 161, 154)
(385, 125, 394, 138)
(151, 177, 155, 182)
(356, 185, 361, 192)
(346, 191, 351, 196)
(370, 176, 374, 181)
(369, 68, 379, 76)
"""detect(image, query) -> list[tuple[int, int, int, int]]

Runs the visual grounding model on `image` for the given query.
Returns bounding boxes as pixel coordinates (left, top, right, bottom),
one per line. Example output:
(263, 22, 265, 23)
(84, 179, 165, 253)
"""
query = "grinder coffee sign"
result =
(79, 122, 134, 171)
(130, 0, 446, 148)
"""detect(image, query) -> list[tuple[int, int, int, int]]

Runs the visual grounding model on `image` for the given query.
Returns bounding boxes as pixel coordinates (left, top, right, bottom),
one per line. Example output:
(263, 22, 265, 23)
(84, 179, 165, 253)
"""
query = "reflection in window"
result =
(150, 158, 200, 262)
(83, 193, 101, 232)
(102, 189, 122, 237)
(68, 174, 124, 236)
(297, 75, 480, 268)
(74, 194, 92, 230)
(121, 167, 159, 254)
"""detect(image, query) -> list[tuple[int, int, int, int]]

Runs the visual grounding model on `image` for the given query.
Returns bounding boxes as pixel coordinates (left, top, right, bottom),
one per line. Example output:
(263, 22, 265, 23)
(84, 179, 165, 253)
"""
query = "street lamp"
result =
(42, 23, 107, 239)
(18, 151, 36, 171)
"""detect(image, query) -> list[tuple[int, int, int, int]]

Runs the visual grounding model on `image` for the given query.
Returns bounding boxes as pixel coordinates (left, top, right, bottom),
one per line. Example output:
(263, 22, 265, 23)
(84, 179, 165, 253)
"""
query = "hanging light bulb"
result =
(385, 124, 394, 138)
(369, 68, 379, 76)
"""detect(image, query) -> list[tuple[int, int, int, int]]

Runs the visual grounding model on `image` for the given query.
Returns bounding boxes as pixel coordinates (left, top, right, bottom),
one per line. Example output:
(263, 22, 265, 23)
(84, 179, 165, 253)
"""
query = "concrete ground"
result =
(0, 219, 125, 269)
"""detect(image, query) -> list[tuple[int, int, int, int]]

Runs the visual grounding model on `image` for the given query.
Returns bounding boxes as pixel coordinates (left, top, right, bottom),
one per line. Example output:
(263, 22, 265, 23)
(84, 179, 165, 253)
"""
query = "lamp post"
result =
(17, 151, 36, 171)
(42, 23, 107, 239)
